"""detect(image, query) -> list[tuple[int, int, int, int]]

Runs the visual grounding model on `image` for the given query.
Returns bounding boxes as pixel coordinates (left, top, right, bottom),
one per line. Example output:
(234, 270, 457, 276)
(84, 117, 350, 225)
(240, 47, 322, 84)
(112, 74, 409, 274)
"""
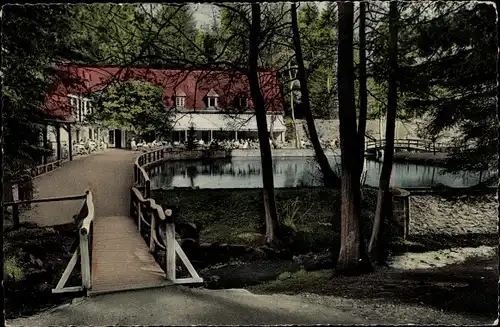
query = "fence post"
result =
(130, 189, 134, 217)
(405, 196, 411, 237)
(165, 221, 176, 282)
(79, 230, 91, 291)
(149, 210, 156, 252)
(12, 203, 20, 229)
(137, 201, 142, 233)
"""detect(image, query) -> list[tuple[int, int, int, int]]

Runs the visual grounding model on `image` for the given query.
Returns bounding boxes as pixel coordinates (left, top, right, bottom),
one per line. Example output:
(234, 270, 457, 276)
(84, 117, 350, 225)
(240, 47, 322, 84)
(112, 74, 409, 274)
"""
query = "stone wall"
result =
(408, 194, 497, 236)
(230, 149, 338, 158)
(294, 119, 460, 144)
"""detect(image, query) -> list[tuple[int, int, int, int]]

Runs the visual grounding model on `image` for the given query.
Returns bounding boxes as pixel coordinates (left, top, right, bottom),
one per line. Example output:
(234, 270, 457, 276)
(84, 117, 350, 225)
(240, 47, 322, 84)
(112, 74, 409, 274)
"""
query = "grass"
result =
(250, 269, 332, 294)
(152, 187, 379, 253)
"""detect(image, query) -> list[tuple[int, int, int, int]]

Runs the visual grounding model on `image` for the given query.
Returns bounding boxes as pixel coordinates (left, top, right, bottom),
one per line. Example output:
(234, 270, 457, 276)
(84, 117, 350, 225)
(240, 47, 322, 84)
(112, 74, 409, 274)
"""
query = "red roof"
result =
(46, 65, 284, 121)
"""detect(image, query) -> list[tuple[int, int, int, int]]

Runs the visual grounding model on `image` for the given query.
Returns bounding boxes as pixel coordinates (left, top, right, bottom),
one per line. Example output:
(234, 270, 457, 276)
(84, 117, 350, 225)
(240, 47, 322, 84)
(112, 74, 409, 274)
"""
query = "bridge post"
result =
(149, 209, 156, 253)
(164, 208, 176, 282)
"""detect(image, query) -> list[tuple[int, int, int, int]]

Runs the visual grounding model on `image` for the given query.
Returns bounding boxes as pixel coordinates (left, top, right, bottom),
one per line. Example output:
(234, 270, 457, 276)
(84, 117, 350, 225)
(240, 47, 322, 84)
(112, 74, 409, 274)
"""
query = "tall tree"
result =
(335, 2, 372, 275)
(297, 4, 338, 118)
(356, 2, 368, 178)
(368, 1, 399, 260)
(2, 5, 76, 176)
(248, 3, 281, 245)
(291, 2, 340, 188)
(401, 3, 497, 175)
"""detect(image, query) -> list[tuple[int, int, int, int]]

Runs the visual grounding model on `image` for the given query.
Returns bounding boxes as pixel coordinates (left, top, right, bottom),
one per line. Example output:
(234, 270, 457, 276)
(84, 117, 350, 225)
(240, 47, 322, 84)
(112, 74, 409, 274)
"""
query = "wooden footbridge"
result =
(4, 148, 203, 296)
(365, 138, 457, 154)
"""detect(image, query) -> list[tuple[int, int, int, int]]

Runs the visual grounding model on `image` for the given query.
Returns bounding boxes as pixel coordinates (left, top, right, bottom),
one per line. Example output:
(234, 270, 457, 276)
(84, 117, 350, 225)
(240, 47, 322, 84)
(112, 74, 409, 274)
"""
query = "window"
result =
(175, 96, 185, 108)
(109, 130, 114, 145)
(68, 94, 92, 122)
(206, 89, 219, 108)
(207, 97, 217, 107)
(238, 96, 248, 108)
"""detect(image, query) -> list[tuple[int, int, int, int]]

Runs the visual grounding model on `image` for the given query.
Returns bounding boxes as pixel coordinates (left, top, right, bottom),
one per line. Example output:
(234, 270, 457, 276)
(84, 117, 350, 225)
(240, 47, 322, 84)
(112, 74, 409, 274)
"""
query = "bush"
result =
(5, 256, 25, 282)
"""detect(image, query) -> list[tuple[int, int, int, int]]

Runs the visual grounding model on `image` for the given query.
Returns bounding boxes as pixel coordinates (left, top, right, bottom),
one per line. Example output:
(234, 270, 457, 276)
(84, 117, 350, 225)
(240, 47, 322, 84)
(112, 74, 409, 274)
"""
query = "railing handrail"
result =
(365, 138, 459, 151)
(3, 193, 87, 207)
(130, 187, 167, 222)
(78, 189, 94, 292)
(80, 190, 95, 234)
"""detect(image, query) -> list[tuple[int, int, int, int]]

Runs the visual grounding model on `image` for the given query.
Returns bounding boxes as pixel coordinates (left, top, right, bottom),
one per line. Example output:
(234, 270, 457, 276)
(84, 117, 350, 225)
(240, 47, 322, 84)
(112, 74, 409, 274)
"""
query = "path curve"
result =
(21, 149, 137, 226)
(7, 287, 376, 325)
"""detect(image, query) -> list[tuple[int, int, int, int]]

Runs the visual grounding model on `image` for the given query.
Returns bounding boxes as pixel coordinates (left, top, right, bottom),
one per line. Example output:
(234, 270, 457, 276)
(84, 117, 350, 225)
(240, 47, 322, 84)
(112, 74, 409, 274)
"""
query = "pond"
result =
(149, 156, 492, 189)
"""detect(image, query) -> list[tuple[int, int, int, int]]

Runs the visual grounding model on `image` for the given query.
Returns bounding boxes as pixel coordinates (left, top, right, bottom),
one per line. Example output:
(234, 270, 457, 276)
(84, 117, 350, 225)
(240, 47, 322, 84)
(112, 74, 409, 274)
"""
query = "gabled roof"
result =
(175, 90, 186, 97)
(45, 65, 284, 120)
(206, 88, 219, 97)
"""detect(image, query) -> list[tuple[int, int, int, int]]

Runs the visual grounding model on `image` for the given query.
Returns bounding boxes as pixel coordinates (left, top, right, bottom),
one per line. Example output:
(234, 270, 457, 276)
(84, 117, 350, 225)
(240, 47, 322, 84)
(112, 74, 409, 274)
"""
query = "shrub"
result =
(5, 256, 25, 282)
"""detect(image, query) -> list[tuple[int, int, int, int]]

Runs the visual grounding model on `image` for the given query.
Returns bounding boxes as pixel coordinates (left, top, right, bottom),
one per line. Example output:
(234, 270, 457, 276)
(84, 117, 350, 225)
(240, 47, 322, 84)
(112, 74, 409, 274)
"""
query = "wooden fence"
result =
(29, 159, 64, 178)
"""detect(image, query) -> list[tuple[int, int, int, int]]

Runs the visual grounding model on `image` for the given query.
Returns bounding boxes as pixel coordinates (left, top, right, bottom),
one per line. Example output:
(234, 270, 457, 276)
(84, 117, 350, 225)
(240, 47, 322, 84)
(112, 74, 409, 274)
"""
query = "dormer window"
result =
(236, 94, 248, 109)
(68, 94, 92, 122)
(175, 90, 186, 108)
(206, 88, 219, 108)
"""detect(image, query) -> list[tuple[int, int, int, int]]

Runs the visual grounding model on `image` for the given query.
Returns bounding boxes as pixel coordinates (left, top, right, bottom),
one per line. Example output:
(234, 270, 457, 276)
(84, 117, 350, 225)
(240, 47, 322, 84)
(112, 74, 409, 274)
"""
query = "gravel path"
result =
(409, 194, 497, 235)
(20, 149, 137, 226)
(389, 245, 496, 270)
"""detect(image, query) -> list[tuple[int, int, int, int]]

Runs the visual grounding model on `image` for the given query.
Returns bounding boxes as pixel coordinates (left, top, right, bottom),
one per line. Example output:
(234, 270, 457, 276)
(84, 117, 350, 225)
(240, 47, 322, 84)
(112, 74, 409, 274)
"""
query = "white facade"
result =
(169, 113, 286, 143)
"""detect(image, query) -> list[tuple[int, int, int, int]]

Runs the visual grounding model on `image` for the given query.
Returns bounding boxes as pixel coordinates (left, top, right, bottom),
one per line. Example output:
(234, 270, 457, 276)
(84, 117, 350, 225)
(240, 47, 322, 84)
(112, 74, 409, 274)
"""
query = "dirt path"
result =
(20, 149, 137, 226)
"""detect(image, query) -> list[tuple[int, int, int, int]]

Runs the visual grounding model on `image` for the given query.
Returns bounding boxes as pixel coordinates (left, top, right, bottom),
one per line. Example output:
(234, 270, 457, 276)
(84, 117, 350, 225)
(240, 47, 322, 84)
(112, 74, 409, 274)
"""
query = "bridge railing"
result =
(3, 189, 95, 295)
(48, 189, 95, 295)
(134, 147, 175, 199)
(365, 138, 457, 153)
(132, 148, 203, 284)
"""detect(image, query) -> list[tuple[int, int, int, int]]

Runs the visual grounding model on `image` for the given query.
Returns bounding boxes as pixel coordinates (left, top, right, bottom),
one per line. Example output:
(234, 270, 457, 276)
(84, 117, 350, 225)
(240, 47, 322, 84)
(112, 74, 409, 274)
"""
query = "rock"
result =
(227, 245, 250, 259)
(246, 248, 266, 261)
(259, 245, 279, 259)
(35, 259, 43, 268)
(37, 282, 50, 293)
(234, 232, 265, 245)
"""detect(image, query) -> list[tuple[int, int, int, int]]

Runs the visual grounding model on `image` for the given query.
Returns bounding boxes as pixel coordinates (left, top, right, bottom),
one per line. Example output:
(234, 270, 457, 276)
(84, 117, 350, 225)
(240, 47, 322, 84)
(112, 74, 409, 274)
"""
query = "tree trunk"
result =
(356, 2, 368, 178)
(249, 3, 280, 245)
(291, 2, 341, 188)
(335, 1, 372, 275)
(288, 62, 300, 149)
(368, 1, 399, 262)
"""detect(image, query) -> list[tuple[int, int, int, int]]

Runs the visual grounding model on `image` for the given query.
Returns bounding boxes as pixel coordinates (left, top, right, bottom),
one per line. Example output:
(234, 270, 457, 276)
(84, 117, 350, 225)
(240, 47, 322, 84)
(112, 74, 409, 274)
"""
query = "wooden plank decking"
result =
(90, 216, 169, 295)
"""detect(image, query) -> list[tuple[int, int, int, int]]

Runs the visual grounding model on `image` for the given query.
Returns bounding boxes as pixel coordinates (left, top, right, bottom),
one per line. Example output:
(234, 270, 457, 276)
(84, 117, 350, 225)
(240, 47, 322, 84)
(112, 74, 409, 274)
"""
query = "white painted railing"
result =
(52, 189, 95, 295)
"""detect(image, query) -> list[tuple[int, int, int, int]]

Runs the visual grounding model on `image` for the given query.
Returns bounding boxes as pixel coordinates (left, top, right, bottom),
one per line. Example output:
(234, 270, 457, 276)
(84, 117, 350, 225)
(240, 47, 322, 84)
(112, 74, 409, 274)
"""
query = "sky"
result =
(190, 2, 328, 28)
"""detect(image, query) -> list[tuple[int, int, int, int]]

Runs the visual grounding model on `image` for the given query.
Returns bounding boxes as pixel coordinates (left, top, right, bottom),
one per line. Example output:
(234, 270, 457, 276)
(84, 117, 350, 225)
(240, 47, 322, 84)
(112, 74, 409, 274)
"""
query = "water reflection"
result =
(149, 156, 492, 189)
